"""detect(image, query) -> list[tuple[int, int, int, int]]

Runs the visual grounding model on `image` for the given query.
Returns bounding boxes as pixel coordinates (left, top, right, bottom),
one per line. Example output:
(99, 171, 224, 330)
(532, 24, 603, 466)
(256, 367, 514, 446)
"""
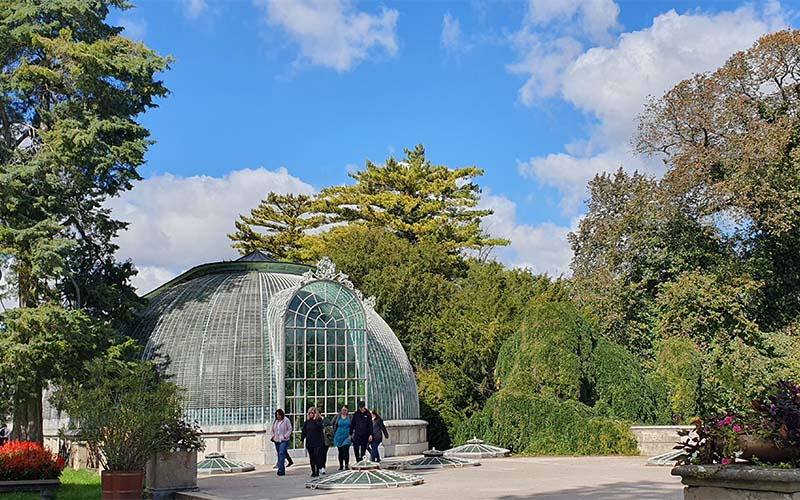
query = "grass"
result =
(0, 469, 101, 500)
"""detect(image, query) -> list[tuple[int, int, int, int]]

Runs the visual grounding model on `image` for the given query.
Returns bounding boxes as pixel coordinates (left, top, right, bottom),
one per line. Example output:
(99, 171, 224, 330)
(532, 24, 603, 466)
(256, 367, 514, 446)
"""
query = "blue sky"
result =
(105, 0, 795, 293)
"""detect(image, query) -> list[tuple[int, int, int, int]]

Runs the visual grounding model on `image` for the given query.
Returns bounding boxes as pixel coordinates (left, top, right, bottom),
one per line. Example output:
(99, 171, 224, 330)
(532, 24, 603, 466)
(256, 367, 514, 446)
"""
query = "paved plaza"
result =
(178, 456, 683, 500)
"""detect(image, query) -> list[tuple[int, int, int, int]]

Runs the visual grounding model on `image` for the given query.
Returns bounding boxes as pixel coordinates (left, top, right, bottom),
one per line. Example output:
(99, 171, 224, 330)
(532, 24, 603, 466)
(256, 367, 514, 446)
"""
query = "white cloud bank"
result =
(441, 12, 471, 55)
(107, 167, 314, 294)
(255, 0, 399, 72)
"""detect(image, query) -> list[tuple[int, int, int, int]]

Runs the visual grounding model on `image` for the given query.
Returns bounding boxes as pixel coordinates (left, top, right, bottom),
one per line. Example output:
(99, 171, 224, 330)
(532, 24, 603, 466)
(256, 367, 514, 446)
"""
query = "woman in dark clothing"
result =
(369, 409, 389, 462)
(300, 407, 325, 477)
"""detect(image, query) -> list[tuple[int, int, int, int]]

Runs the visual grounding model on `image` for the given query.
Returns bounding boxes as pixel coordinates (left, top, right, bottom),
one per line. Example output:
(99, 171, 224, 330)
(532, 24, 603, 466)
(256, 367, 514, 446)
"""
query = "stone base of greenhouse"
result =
(44, 419, 428, 467)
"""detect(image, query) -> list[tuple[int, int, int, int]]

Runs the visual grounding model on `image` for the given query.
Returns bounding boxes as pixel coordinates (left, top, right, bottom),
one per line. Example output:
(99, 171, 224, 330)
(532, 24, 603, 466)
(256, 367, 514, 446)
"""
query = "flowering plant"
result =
(677, 415, 747, 465)
(0, 440, 65, 480)
(751, 380, 800, 448)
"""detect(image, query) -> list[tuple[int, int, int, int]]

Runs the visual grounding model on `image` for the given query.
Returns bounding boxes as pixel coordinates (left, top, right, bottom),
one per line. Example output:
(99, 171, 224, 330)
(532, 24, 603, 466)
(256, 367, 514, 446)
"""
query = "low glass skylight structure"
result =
(127, 253, 420, 451)
(305, 461, 424, 489)
(382, 448, 480, 470)
(445, 438, 511, 458)
(197, 453, 255, 474)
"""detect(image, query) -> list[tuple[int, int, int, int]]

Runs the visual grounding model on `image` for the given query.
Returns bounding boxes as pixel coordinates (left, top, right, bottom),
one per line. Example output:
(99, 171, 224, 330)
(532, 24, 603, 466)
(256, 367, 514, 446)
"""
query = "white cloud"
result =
(479, 191, 576, 276)
(516, 3, 788, 216)
(525, 0, 620, 44)
(181, 0, 208, 19)
(441, 12, 471, 55)
(107, 167, 315, 294)
(509, 0, 620, 104)
(255, 0, 399, 72)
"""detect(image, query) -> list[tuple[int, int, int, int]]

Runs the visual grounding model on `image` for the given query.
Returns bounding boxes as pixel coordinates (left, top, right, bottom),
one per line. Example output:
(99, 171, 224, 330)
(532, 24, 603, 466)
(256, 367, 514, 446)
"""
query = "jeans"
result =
(370, 441, 382, 462)
(276, 440, 289, 475)
(353, 439, 369, 462)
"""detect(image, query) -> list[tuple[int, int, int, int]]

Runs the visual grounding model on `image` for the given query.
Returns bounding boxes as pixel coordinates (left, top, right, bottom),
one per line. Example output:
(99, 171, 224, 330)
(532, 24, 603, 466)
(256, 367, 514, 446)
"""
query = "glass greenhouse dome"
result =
(126, 252, 420, 454)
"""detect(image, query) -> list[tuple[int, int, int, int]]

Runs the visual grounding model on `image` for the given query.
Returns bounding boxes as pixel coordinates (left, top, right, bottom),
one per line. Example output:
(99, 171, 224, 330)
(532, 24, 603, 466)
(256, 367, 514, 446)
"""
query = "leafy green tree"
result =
(228, 193, 323, 261)
(315, 144, 508, 254)
(636, 29, 800, 330)
(0, 0, 170, 441)
(569, 169, 724, 356)
(0, 306, 114, 441)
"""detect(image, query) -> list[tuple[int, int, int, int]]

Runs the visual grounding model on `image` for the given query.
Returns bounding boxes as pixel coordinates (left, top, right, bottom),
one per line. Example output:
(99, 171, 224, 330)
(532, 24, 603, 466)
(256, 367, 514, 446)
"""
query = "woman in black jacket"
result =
(301, 407, 325, 477)
(369, 409, 389, 462)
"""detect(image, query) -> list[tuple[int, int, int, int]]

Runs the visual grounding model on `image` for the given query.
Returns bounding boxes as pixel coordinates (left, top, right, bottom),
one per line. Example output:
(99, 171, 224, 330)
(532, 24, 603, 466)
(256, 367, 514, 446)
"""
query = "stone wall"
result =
(630, 425, 692, 456)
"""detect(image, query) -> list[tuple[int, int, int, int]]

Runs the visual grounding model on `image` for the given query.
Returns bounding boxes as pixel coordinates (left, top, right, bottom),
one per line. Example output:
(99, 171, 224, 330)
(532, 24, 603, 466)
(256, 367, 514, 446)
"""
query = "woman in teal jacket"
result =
(332, 406, 353, 470)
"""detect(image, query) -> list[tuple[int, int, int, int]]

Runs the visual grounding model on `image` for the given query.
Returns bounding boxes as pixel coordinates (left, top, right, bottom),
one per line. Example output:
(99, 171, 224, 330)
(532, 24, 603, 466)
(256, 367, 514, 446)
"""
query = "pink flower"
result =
(733, 425, 742, 433)
(721, 458, 731, 465)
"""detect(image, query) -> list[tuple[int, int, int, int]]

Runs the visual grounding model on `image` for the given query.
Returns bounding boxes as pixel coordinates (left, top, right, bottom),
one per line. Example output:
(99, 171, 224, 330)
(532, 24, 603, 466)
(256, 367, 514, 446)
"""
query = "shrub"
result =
(592, 340, 670, 423)
(454, 390, 638, 456)
(495, 302, 593, 402)
(0, 441, 65, 480)
(655, 337, 703, 423)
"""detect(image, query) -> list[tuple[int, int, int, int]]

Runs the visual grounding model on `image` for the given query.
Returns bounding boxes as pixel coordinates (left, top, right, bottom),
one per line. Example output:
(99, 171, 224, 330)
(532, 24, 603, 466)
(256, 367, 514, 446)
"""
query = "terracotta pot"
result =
(101, 470, 144, 500)
(738, 435, 800, 464)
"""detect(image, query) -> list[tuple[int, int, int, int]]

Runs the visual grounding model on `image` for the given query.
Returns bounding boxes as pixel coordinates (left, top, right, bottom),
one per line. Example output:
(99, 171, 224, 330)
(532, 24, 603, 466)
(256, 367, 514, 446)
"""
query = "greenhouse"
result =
(45, 252, 427, 464)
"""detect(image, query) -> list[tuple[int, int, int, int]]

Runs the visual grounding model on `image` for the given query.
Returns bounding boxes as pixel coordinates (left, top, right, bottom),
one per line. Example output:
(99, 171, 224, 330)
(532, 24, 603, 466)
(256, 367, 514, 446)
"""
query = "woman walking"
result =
(369, 409, 389, 463)
(332, 405, 353, 470)
(270, 409, 293, 476)
(301, 407, 325, 477)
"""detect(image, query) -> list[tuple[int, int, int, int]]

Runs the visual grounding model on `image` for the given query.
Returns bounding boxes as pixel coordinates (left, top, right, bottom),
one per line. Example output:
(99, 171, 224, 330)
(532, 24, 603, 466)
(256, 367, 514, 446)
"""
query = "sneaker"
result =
(338, 466, 343, 471)
(277, 471, 285, 476)
(320, 468, 326, 475)
(272, 465, 278, 469)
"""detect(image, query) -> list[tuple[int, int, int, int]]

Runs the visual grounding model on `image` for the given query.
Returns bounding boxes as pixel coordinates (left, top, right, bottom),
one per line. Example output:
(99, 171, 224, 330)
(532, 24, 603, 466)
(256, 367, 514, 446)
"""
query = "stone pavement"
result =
(177, 456, 683, 500)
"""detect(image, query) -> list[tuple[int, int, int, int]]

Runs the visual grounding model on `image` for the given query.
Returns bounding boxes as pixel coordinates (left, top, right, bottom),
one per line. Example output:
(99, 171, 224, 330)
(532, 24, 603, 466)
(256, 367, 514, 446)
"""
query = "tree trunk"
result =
(12, 385, 43, 444)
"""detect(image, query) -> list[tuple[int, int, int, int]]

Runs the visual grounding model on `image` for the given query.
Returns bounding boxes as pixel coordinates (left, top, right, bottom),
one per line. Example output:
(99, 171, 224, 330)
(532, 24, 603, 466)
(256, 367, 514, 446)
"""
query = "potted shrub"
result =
(0, 440, 65, 499)
(146, 419, 204, 499)
(54, 357, 184, 500)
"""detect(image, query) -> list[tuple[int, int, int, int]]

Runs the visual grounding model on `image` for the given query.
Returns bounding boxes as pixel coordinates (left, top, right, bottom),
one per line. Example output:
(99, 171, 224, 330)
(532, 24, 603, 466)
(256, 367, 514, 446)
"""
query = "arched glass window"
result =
(284, 281, 367, 448)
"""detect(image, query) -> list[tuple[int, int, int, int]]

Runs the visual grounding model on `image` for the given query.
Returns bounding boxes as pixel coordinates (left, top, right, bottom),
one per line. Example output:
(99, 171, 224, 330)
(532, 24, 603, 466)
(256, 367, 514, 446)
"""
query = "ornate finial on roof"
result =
(299, 257, 376, 310)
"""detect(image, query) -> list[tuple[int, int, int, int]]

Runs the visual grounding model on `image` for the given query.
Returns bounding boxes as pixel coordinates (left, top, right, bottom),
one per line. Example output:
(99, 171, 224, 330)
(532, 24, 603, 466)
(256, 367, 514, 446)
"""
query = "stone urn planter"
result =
(145, 449, 198, 500)
(0, 479, 60, 500)
(673, 464, 800, 499)
(738, 435, 800, 464)
(101, 470, 144, 500)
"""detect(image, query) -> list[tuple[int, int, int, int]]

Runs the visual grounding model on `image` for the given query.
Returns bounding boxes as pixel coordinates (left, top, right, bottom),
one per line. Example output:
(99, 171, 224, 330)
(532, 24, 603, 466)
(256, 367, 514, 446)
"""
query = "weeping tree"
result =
(0, 0, 169, 442)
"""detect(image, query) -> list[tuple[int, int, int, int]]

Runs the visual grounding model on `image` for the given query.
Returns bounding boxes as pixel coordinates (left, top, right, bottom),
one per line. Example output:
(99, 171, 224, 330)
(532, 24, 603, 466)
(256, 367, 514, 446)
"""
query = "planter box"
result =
(0, 479, 61, 500)
(673, 464, 800, 499)
(146, 450, 198, 500)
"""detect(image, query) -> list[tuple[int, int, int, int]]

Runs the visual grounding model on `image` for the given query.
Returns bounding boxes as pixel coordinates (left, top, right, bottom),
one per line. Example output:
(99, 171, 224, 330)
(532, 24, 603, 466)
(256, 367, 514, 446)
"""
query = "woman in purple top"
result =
(270, 409, 293, 476)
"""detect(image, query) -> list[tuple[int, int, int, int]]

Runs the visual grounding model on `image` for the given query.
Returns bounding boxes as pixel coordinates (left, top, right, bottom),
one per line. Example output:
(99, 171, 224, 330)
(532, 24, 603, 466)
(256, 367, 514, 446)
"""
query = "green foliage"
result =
(54, 357, 186, 471)
(314, 144, 508, 253)
(654, 337, 703, 423)
(228, 193, 323, 261)
(591, 340, 670, 424)
(319, 225, 457, 368)
(655, 271, 761, 347)
(495, 302, 593, 402)
(0, 0, 170, 440)
(454, 390, 639, 456)
(0, 468, 101, 500)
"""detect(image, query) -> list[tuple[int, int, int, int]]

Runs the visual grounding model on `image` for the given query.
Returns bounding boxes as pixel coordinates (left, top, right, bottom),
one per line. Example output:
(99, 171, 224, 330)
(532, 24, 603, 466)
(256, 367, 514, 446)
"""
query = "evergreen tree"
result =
(315, 144, 508, 253)
(228, 193, 322, 261)
(0, 0, 169, 442)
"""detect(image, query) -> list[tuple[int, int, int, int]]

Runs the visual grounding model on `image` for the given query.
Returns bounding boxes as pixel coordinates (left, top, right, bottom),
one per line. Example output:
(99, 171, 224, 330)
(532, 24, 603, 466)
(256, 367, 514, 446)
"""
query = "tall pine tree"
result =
(0, 0, 169, 442)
